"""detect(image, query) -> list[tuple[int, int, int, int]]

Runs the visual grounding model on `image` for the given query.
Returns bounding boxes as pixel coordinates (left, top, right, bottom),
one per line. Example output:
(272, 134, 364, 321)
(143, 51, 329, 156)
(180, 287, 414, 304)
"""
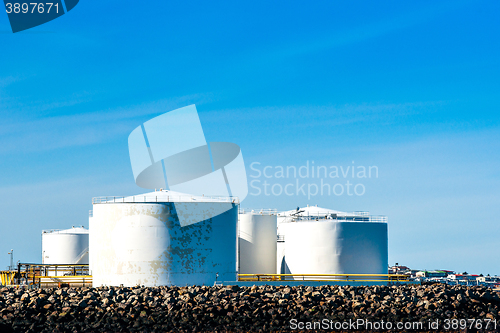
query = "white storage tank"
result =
(42, 227, 89, 265)
(278, 206, 388, 279)
(90, 190, 238, 287)
(238, 210, 277, 274)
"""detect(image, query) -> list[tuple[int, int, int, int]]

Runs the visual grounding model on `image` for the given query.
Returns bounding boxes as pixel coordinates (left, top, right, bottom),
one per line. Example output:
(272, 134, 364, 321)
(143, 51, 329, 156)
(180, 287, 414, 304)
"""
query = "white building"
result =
(89, 190, 238, 287)
(42, 227, 89, 265)
(238, 209, 277, 274)
(277, 205, 388, 279)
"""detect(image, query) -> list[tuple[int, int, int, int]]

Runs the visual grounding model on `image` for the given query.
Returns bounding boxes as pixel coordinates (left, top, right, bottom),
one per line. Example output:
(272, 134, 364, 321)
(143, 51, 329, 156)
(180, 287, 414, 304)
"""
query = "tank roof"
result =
(277, 205, 387, 223)
(42, 226, 89, 234)
(92, 189, 238, 204)
(278, 205, 365, 217)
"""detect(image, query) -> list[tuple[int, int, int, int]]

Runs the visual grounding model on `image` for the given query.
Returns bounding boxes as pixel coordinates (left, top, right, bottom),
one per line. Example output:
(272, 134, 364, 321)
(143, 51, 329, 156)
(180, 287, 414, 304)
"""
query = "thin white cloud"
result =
(0, 93, 217, 154)
(204, 101, 446, 127)
(0, 76, 19, 88)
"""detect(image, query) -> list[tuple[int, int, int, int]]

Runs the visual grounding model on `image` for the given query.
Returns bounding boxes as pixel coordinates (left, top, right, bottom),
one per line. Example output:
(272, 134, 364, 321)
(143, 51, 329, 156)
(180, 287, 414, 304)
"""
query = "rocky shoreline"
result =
(0, 284, 499, 332)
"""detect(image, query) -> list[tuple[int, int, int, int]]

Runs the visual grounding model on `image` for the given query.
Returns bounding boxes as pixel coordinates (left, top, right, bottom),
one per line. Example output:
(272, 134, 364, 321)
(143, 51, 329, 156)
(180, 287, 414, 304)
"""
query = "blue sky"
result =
(1, 1, 499, 275)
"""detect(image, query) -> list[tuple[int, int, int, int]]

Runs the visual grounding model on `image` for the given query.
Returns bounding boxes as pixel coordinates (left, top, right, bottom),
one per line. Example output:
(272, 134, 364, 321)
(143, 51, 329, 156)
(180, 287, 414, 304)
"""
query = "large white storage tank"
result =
(278, 206, 388, 279)
(238, 210, 277, 274)
(90, 190, 238, 287)
(42, 227, 89, 264)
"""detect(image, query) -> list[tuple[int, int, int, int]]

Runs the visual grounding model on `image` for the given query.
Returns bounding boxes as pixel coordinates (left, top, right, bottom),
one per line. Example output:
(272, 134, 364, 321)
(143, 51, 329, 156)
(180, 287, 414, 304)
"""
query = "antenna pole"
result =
(7, 249, 13, 270)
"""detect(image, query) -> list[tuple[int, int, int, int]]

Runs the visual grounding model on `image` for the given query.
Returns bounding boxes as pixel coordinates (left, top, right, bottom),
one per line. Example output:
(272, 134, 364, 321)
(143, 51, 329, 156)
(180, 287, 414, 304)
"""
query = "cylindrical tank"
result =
(90, 190, 238, 287)
(238, 211, 277, 274)
(284, 221, 387, 278)
(42, 227, 89, 264)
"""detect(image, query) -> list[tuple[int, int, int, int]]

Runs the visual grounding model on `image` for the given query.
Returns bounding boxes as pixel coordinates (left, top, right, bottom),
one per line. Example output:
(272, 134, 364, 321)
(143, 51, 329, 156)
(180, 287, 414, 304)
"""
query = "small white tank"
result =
(42, 227, 89, 265)
(238, 210, 277, 274)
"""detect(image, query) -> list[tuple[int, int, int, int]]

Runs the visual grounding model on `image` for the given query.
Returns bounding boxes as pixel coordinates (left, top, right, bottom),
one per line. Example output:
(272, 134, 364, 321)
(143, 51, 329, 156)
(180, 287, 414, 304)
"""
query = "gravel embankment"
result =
(0, 284, 499, 332)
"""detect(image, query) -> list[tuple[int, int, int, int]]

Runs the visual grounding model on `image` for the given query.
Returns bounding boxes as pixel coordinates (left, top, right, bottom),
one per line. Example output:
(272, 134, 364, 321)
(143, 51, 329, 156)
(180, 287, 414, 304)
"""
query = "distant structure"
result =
(42, 227, 89, 265)
(277, 205, 388, 279)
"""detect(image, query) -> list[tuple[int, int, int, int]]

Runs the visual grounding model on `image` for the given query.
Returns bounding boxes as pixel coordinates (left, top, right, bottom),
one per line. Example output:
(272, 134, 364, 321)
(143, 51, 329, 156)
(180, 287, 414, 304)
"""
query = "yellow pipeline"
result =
(0, 271, 16, 285)
(238, 273, 409, 282)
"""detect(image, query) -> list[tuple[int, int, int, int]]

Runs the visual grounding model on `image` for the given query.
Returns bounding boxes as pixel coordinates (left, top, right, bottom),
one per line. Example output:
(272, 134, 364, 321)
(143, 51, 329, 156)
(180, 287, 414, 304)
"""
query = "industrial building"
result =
(2, 192, 397, 288)
(277, 205, 388, 279)
(42, 227, 89, 265)
(86, 189, 391, 287)
(89, 189, 239, 287)
(238, 209, 277, 275)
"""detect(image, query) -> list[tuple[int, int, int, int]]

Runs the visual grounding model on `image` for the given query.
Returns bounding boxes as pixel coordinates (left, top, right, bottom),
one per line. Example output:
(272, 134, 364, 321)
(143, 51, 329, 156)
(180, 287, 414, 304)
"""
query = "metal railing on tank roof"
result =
(281, 213, 387, 223)
(42, 226, 87, 234)
(239, 208, 278, 215)
(92, 195, 239, 204)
